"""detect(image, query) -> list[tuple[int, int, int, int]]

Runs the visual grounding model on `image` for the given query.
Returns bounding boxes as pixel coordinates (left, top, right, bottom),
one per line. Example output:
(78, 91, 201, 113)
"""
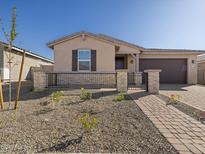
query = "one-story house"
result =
(46, 31, 203, 86)
(0, 41, 54, 82)
(197, 54, 205, 84)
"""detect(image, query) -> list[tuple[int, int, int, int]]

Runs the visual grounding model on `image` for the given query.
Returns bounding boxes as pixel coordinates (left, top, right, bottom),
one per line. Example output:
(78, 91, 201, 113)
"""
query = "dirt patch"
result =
(0, 91, 177, 153)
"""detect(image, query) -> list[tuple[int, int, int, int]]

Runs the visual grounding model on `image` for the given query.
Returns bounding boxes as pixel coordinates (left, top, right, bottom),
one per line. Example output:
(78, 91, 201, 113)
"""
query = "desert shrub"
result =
(79, 113, 97, 132)
(115, 91, 125, 101)
(80, 88, 91, 100)
(52, 91, 63, 103)
(168, 94, 180, 104)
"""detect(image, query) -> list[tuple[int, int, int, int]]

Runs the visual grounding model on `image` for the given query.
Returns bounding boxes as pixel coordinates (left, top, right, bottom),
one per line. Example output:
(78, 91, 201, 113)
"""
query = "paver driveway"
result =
(160, 84, 205, 111)
(129, 89, 205, 154)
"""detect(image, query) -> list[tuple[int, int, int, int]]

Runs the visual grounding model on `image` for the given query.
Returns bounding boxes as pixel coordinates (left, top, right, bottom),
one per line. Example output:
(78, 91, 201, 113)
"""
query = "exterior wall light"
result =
(192, 60, 195, 64)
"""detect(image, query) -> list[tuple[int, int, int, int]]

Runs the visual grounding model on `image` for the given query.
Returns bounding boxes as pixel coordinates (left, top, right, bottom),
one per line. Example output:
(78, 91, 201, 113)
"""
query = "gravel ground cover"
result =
(0, 90, 177, 153)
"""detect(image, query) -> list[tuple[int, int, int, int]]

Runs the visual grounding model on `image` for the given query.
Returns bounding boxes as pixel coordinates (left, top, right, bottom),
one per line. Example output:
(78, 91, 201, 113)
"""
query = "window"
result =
(78, 49, 91, 71)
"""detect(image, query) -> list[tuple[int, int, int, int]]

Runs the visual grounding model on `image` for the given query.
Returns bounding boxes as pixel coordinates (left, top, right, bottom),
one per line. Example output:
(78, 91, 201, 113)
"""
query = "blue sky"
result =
(0, 0, 205, 60)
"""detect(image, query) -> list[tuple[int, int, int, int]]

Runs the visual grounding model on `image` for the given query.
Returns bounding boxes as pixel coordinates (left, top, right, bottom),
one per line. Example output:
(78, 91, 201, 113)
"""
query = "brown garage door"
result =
(139, 59, 187, 84)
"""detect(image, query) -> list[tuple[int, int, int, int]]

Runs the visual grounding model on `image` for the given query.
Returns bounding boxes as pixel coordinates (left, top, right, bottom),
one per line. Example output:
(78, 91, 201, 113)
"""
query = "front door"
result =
(115, 57, 125, 69)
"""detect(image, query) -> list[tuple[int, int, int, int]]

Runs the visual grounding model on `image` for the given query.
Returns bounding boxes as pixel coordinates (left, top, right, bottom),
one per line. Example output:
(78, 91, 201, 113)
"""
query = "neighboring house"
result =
(47, 31, 203, 86)
(0, 41, 53, 82)
(197, 54, 205, 84)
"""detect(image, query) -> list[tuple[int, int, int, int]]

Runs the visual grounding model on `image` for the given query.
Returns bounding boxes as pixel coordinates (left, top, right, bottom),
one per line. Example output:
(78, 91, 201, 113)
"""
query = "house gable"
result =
(53, 34, 116, 72)
(48, 31, 142, 53)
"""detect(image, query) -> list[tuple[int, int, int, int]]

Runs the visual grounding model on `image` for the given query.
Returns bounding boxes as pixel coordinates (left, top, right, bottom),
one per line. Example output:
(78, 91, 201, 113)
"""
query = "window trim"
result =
(77, 49, 91, 72)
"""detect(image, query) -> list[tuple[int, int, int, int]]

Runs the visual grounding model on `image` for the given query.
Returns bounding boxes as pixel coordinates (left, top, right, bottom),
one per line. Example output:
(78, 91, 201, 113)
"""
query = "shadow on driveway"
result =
(159, 84, 190, 91)
(128, 90, 151, 100)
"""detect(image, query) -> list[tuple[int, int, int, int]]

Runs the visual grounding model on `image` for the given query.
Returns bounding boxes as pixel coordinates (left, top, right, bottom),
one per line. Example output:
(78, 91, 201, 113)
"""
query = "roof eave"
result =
(1, 41, 54, 63)
(46, 31, 144, 51)
(143, 49, 205, 55)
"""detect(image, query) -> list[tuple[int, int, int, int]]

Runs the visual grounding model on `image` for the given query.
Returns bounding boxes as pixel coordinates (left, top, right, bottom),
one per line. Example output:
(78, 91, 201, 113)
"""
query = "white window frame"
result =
(78, 49, 91, 72)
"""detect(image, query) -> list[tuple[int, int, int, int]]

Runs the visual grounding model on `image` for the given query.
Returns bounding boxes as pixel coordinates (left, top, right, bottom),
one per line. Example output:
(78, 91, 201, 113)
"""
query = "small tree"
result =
(0, 7, 17, 108)
(79, 113, 97, 133)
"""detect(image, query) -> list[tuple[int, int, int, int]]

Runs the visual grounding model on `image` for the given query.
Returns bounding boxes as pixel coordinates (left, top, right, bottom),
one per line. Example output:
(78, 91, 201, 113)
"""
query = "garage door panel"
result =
(139, 59, 187, 84)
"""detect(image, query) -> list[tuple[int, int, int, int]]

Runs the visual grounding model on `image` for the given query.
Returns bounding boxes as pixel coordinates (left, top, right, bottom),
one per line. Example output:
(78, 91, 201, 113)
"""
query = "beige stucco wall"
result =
(116, 44, 139, 73)
(51, 34, 199, 84)
(53, 35, 140, 73)
(41, 65, 54, 73)
(3, 50, 53, 81)
(117, 44, 140, 54)
(140, 53, 198, 84)
(127, 54, 135, 72)
(197, 61, 205, 84)
(53, 35, 115, 72)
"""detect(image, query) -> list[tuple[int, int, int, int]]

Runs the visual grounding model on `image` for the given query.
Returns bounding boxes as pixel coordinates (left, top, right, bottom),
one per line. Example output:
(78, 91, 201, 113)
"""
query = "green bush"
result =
(79, 113, 97, 132)
(115, 91, 125, 101)
(52, 91, 63, 103)
(80, 88, 91, 100)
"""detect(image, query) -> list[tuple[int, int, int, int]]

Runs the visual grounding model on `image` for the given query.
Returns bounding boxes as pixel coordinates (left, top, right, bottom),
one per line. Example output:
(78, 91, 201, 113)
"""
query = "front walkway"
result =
(160, 84, 205, 111)
(129, 90, 205, 154)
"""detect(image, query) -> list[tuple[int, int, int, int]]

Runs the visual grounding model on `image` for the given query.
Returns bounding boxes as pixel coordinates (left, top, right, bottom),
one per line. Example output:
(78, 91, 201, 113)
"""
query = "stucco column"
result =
(131, 53, 139, 73)
(187, 57, 197, 84)
(135, 53, 139, 72)
(144, 69, 161, 94)
(117, 70, 128, 92)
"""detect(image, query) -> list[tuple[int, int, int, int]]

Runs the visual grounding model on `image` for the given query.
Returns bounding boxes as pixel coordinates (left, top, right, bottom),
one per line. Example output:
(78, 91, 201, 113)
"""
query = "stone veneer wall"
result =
(198, 62, 205, 85)
(144, 69, 161, 94)
(56, 73, 116, 88)
(32, 67, 47, 90)
(117, 70, 128, 92)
